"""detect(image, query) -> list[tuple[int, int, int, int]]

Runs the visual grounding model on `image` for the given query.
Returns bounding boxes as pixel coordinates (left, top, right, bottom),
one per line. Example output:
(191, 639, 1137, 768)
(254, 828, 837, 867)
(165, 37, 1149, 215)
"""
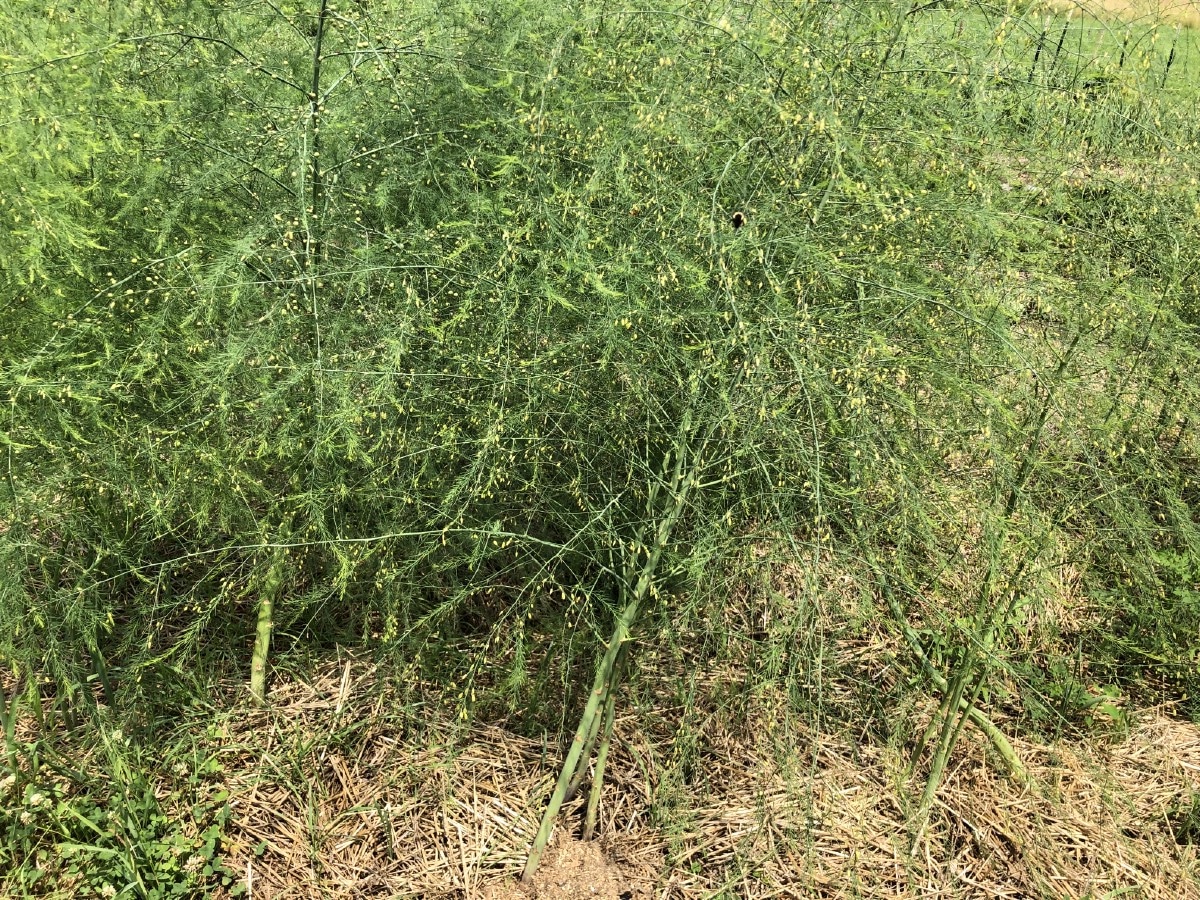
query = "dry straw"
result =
(212, 654, 1199, 899)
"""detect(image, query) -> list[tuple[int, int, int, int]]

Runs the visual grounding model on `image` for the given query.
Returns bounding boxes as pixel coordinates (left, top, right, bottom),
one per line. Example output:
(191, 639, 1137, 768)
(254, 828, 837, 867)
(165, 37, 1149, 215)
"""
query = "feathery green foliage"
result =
(1, 0, 1198, 890)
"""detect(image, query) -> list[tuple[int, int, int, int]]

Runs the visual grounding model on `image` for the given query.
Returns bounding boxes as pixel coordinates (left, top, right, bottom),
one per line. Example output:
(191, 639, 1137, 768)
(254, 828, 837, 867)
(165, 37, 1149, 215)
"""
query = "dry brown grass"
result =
(1043, 0, 1200, 28)
(206, 653, 1200, 900)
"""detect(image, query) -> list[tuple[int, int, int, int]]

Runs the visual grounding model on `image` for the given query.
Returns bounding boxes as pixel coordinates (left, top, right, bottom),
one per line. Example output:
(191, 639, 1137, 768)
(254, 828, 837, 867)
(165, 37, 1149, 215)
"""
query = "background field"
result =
(1, 0, 1198, 896)
(1059, 0, 1200, 29)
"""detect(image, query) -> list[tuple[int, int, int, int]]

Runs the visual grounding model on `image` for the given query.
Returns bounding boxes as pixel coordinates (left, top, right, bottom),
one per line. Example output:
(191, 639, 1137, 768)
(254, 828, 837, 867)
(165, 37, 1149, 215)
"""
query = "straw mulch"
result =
(215, 654, 1199, 899)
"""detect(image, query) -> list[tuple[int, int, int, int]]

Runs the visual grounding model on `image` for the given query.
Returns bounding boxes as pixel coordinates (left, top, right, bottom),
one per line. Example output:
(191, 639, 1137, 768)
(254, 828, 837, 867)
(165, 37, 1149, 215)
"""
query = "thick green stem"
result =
(926, 653, 1028, 786)
(910, 655, 976, 845)
(524, 427, 700, 883)
(910, 537, 1008, 828)
(563, 697, 606, 803)
(909, 336, 1078, 816)
(884, 337, 1082, 812)
(249, 595, 274, 705)
(879, 567, 1030, 787)
(88, 645, 114, 710)
(583, 680, 618, 841)
(305, 0, 328, 268)
(0, 677, 17, 776)
(521, 594, 639, 883)
(907, 654, 958, 779)
(1006, 333, 1080, 518)
(249, 549, 287, 705)
(565, 642, 626, 804)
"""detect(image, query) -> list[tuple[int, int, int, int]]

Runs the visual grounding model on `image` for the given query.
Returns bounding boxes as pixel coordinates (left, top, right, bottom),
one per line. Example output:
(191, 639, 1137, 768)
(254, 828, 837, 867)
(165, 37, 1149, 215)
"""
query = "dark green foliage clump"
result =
(0, 730, 233, 897)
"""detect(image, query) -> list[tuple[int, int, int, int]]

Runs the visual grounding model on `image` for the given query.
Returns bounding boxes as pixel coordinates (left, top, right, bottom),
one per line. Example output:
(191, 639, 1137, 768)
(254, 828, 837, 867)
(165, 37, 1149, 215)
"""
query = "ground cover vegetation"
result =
(0, 0, 1198, 895)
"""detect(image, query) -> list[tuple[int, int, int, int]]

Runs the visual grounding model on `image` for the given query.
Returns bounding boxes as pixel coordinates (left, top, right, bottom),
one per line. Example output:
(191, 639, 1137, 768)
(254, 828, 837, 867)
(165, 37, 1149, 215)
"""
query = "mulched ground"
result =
(212, 652, 1200, 899)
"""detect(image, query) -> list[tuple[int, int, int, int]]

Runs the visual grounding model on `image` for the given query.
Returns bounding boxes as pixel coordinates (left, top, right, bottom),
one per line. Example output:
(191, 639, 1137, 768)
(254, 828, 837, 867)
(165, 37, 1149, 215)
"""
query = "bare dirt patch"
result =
(479, 834, 636, 900)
